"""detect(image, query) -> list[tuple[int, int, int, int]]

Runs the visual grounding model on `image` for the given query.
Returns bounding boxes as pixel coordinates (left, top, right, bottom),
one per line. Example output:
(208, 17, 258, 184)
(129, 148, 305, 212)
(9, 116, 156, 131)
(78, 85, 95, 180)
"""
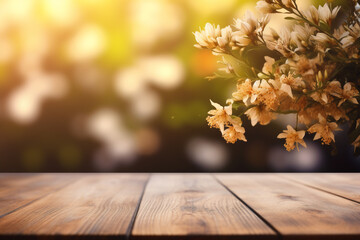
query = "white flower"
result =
(311, 32, 333, 47)
(262, 56, 275, 75)
(194, 23, 221, 49)
(318, 3, 341, 25)
(217, 26, 233, 48)
(256, 1, 276, 14)
(291, 24, 316, 52)
(265, 26, 293, 57)
(342, 23, 360, 48)
(232, 11, 258, 47)
(302, 5, 319, 25)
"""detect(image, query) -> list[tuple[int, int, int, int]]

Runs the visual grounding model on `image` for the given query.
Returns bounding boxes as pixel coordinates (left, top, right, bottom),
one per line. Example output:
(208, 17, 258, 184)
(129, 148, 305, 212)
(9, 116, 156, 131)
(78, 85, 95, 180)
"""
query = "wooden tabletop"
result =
(0, 173, 359, 240)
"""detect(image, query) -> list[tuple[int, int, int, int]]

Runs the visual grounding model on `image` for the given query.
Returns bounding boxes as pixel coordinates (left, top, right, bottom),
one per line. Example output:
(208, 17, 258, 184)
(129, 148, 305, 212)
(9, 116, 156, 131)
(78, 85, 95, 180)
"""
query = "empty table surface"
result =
(0, 173, 359, 240)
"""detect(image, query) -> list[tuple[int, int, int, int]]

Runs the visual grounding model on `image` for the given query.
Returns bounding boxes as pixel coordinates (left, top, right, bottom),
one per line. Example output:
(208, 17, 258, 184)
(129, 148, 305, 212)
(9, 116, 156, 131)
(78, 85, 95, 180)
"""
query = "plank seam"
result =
(279, 175, 360, 205)
(213, 175, 283, 240)
(125, 174, 151, 240)
(0, 178, 78, 219)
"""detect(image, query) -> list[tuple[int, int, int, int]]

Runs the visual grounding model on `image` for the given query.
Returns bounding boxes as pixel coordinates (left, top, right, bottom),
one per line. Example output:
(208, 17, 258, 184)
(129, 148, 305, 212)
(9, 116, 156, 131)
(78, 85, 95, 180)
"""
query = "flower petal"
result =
(280, 84, 293, 98)
(210, 100, 223, 110)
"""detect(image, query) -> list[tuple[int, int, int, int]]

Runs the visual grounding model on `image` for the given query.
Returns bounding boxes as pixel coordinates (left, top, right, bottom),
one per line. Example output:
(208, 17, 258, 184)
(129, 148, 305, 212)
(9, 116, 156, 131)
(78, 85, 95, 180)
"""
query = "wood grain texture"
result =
(0, 173, 77, 217)
(1, 173, 360, 240)
(280, 173, 360, 202)
(216, 173, 360, 240)
(132, 174, 276, 240)
(0, 173, 148, 240)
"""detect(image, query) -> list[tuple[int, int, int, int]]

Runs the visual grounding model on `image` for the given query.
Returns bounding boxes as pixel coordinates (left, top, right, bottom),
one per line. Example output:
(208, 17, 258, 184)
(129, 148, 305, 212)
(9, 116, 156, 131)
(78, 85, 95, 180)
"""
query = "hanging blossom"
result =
(194, 0, 360, 153)
(206, 100, 247, 143)
(277, 125, 306, 151)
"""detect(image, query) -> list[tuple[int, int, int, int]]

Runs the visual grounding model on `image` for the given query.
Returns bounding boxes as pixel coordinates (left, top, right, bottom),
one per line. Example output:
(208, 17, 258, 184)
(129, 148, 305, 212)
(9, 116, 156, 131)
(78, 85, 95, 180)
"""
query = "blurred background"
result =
(0, 0, 359, 172)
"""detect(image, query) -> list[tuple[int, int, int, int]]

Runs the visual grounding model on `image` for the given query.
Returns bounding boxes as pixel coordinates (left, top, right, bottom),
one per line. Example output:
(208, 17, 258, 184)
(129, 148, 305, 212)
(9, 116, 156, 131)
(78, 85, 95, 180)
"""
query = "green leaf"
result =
(222, 54, 255, 78)
(241, 45, 268, 59)
(232, 101, 242, 110)
(213, 70, 235, 79)
(319, 22, 331, 33)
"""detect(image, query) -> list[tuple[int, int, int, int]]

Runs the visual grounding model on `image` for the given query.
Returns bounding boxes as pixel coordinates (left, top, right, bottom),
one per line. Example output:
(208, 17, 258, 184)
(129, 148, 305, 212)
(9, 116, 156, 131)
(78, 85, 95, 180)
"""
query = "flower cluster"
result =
(194, 0, 360, 153)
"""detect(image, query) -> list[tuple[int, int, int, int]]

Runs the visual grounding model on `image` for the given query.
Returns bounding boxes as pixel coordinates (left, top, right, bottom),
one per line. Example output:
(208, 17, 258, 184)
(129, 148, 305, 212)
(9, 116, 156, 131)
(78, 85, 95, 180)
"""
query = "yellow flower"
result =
(195, 0, 360, 152)
(271, 73, 304, 99)
(245, 104, 275, 126)
(308, 114, 341, 145)
(232, 79, 253, 105)
(277, 125, 307, 151)
(254, 79, 279, 110)
(222, 124, 247, 143)
(206, 99, 233, 133)
(262, 56, 275, 75)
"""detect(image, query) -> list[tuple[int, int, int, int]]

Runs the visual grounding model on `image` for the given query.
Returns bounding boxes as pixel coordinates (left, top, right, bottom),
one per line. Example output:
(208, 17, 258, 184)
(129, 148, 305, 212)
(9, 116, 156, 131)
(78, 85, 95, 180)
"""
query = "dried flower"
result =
(308, 114, 341, 145)
(196, 0, 360, 153)
(318, 3, 341, 25)
(245, 104, 275, 126)
(256, 1, 277, 14)
(338, 82, 359, 106)
(302, 5, 319, 25)
(277, 125, 307, 151)
(194, 23, 221, 49)
(223, 125, 247, 143)
(206, 100, 233, 133)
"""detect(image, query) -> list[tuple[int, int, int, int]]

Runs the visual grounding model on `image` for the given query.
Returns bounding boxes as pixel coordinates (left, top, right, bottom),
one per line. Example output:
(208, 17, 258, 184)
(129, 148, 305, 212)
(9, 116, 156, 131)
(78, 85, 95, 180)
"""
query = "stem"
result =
(295, 113, 299, 130)
(225, 50, 264, 78)
(282, 1, 348, 57)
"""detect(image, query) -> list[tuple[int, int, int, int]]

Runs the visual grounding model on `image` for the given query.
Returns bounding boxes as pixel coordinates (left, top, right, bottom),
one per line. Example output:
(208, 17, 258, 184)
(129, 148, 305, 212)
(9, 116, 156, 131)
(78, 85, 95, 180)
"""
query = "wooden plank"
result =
(0, 173, 37, 181)
(0, 173, 77, 217)
(216, 173, 360, 239)
(0, 173, 148, 239)
(131, 173, 276, 240)
(0, 173, 44, 187)
(280, 173, 360, 203)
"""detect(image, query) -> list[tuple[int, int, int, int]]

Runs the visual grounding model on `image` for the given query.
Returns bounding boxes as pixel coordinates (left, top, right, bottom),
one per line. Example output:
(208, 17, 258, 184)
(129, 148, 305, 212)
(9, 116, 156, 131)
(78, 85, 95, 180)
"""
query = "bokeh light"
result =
(0, 0, 357, 172)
